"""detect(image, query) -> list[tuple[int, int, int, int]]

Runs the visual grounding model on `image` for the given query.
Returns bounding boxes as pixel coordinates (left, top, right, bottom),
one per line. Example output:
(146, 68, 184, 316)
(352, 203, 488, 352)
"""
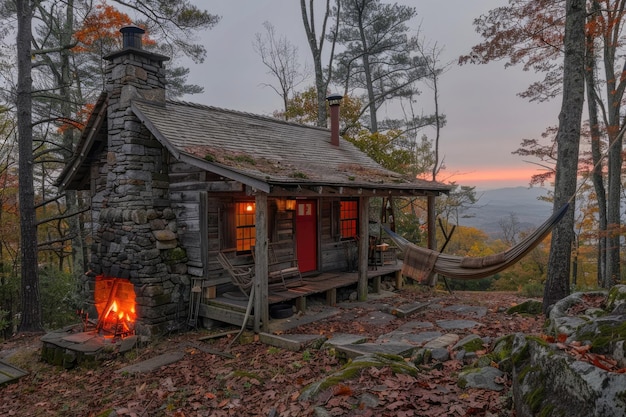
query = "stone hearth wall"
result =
(82, 45, 189, 337)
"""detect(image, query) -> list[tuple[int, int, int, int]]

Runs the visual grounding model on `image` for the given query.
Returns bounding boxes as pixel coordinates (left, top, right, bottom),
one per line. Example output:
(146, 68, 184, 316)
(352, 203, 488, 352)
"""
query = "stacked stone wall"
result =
(81, 47, 189, 336)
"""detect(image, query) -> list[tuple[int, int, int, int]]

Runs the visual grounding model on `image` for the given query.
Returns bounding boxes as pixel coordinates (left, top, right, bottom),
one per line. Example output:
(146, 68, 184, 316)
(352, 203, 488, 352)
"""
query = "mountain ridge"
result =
(458, 186, 552, 238)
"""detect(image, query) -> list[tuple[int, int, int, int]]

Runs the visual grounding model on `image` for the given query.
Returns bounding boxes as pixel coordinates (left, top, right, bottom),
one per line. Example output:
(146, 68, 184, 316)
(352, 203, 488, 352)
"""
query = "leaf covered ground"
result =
(1, 288, 545, 417)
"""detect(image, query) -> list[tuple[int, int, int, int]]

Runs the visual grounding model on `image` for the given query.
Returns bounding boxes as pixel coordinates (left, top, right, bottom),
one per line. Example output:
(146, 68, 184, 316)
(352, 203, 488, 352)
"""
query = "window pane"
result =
(235, 202, 256, 252)
(340, 200, 358, 239)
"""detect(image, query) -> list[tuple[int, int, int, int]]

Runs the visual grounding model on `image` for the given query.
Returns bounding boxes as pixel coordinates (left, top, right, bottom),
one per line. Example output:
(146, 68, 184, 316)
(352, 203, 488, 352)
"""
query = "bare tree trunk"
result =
(59, 0, 85, 278)
(16, 0, 43, 333)
(543, 0, 585, 314)
(584, 8, 607, 286)
(300, 0, 338, 128)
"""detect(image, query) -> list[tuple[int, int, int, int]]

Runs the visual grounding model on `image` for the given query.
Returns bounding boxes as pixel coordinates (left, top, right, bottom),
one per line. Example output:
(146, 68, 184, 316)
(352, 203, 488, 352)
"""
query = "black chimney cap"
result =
(326, 94, 343, 106)
(120, 25, 145, 49)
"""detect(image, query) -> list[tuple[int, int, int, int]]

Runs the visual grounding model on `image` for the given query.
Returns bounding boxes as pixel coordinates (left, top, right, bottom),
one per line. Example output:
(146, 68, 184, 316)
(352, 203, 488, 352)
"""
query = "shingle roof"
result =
(132, 100, 450, 195)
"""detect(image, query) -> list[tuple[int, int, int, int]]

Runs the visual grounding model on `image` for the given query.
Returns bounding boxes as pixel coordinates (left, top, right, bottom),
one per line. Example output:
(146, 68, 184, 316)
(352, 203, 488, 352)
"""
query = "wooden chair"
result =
(253, 241, 303, 290)
(217, 252, 254, 297)
(268, 241, 303, 288)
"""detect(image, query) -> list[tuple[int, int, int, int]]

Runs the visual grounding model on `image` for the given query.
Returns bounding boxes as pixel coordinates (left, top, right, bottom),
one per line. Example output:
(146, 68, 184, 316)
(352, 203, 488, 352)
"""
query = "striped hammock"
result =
(383, 203, 569, 282)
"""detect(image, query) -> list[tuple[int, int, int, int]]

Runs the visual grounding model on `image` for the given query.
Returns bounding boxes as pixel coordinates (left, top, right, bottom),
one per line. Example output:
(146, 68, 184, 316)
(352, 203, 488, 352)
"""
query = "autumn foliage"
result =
(73, 1, 155, 54)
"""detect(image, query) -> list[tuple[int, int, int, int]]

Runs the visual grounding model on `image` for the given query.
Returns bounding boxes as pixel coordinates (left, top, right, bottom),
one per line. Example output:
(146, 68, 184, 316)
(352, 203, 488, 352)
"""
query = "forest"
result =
(0, 0, 617, 354)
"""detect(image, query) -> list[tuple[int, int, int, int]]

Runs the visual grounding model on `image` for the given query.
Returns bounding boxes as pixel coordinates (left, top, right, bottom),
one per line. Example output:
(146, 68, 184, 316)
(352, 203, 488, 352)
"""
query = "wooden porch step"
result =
(199, 300, 254, 328)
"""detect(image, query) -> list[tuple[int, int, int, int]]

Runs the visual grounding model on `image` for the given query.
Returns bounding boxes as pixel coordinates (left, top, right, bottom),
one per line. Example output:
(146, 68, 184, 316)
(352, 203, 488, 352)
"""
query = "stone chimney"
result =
(326, 94, 343, 146)
(84, 26, 188, 337)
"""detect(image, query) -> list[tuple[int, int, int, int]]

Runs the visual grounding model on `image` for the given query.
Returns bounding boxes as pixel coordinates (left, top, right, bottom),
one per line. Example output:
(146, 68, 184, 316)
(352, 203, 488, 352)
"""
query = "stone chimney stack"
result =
(86, 26, 187, 337)
(326, 94, 343, 147)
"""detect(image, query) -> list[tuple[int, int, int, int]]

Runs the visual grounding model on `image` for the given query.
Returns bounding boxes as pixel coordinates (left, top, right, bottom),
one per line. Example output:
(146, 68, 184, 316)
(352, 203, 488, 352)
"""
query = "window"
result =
(340, 200, 358, 239)
(236, 202, 256, 252)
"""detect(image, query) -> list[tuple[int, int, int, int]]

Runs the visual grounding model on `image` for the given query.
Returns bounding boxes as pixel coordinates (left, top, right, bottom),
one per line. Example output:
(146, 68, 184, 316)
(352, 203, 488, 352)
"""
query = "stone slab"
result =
(335, 342, 415, 359)
(396, 321, 434, 331)
(390, 301, 430, 318)
(443, 304, 488, 317)
(119, 335, 139, 353)
(322, 333, 368, 347)
(62, 332, 98, 343)
(424, 333, 460, 349)
(355, 311, 397, 326)
(436, 319, 481, 330)
(0, 360, 28, 386)
(260, 333, 327, 352)
(41, 331, 106, 355)
(377, 330, 442, 346)
(459, 366, 505, 391)
(116, 351, 184, 374)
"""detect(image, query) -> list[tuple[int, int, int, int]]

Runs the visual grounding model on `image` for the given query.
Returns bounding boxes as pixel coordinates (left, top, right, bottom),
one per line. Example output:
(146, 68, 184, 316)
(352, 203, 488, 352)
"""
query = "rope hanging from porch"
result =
(383, 203, 569, 282)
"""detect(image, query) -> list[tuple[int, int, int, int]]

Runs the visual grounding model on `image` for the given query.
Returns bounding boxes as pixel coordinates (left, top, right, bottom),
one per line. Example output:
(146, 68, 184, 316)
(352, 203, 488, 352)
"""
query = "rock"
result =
(546, 316, 588, 337)
(453, 334, 485, 353)
(511, 334, 626, 417)
(606, 285, 626, 312)
(458, 366, 505, 391)
(443, 304, 488, 317)
(549, 291, 607, 319)
(424, 333, 460, 349)
(574, 315, 626, 354)
(429, 347, 449, 362)
(506, 299, 542, 316)
(300, 353, 418, 401)
(436, 319, 481, 330)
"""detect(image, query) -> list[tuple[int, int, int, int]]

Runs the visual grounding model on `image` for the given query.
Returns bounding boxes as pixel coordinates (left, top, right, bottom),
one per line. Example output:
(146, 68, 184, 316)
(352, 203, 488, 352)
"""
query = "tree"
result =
(16, 0, 42, 332)
(300, 0, 340, 127)
(543, 0, 585, 313)
(463, 0, 626, 288)
(11, 0, 220, 333)
(253, 21, 308, 116)
(333, 0, 428, 133)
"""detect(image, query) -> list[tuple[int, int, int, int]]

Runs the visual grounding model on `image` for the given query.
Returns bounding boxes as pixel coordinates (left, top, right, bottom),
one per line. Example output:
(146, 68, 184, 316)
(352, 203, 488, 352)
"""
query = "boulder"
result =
(511, 333, 626, 417)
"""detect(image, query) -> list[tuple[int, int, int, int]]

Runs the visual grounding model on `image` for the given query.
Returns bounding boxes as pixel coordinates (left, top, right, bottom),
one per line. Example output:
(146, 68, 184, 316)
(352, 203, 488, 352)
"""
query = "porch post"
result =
(426, 195, 437, 286)
(254, 193, 269, 332)
(357, 196, 370, 300)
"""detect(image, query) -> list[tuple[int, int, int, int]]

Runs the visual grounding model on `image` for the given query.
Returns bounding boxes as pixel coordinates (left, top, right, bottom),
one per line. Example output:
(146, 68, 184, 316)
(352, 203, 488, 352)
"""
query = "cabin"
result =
(56, 27, 451, 336)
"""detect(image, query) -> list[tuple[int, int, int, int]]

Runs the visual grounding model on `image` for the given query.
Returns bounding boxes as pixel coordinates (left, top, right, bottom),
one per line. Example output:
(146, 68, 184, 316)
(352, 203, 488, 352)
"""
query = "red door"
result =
(295, 200, 317, 273)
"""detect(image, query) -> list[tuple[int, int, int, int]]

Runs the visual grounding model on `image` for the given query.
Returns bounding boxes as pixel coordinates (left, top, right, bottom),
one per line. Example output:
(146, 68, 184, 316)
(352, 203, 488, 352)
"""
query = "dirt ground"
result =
(0, 287, 545, 417)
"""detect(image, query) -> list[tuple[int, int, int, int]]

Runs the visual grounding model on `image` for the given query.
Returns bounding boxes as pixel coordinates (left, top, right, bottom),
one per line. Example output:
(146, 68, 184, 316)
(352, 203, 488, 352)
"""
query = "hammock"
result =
(383, 203, 569, 282)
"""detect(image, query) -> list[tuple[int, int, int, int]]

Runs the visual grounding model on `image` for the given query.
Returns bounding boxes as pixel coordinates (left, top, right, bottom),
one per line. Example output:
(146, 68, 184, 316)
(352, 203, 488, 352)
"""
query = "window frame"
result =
(339, 199, 358, 240)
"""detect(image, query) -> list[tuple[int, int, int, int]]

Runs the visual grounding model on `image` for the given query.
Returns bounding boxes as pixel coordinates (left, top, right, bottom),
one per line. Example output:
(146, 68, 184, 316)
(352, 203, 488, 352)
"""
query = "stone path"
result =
(261, 295, 503, 391)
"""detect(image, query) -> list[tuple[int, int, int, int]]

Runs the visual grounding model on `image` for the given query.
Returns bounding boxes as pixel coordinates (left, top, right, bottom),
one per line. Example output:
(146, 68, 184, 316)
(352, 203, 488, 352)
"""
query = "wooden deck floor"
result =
(198, 263, 402, 328)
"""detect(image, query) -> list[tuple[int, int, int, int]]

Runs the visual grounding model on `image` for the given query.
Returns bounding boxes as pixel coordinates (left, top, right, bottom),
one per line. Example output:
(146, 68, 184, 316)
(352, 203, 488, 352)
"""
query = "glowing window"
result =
(340, 200, 358, 239)
(236, 202, 256, 252)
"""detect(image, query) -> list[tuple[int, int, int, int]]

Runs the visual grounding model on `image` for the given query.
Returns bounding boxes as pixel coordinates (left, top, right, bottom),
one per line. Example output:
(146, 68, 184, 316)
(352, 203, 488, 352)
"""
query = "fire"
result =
(94, 276, 137, 337)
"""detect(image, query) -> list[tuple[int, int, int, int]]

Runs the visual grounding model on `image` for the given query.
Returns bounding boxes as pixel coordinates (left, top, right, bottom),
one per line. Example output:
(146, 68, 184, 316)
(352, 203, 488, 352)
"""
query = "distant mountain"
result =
(458, 187, 552, 238)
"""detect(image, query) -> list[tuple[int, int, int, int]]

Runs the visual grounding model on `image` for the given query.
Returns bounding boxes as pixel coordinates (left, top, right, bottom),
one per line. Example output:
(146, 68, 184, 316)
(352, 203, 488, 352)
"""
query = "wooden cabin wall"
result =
(168, 160, 234, 287)
(319, 198, 353, 273)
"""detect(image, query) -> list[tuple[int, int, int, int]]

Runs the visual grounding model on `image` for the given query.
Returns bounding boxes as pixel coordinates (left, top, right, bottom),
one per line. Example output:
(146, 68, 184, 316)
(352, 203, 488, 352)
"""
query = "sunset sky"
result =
(184, 1, 561, 191)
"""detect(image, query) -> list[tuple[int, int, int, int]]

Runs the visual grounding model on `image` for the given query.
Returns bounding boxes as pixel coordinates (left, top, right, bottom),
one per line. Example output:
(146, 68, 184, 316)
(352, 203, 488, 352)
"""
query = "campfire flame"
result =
(94, 276, 136, 338)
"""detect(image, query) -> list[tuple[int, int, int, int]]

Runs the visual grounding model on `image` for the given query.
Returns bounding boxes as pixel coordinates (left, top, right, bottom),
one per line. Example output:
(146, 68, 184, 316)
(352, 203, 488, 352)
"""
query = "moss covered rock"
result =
(300, 353, 417, 401)
(507, 300, 543, 316)
(511, 333, 626, 417)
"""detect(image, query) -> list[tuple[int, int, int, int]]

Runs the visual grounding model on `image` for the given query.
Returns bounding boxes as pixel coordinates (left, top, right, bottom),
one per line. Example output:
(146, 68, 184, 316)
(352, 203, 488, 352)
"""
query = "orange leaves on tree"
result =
(73, 1, 155, 54)
(73, 2, 132, 53)
(57, 102, 95, 134)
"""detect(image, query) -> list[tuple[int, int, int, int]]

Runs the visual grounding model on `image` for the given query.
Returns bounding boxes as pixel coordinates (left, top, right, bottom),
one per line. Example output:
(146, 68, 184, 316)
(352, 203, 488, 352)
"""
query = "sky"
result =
(181, 1, 561, 190)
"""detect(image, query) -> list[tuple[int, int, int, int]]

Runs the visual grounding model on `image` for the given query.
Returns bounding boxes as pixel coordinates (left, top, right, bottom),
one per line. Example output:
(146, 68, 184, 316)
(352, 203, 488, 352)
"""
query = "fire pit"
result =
(94, 276, 137, 338)
(41, 276, 141, 368)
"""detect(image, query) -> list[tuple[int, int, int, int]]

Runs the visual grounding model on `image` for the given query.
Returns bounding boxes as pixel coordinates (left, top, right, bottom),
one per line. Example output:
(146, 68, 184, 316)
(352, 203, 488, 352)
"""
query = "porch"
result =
(198, 263, 403, 330)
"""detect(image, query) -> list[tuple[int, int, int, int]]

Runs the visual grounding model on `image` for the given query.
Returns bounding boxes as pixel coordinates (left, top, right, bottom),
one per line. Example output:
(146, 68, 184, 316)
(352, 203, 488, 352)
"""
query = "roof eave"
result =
(56, 92, 108, 190)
